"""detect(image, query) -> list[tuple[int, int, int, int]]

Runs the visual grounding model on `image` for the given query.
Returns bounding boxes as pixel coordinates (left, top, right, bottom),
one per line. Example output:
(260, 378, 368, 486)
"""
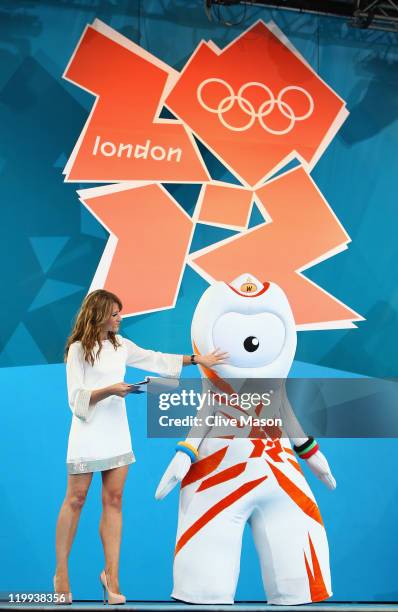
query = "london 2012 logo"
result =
(63, 19, 362, 329)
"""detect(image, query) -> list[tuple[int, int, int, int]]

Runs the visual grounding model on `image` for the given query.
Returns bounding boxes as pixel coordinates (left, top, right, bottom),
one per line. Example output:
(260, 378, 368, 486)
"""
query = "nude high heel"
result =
(100, 570, 126, 605)
(53, 576, 72, 605)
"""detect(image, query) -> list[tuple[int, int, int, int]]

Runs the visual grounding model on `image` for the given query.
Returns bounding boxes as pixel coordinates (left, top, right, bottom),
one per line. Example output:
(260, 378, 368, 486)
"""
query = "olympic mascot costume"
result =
(156, 273, 336, 605)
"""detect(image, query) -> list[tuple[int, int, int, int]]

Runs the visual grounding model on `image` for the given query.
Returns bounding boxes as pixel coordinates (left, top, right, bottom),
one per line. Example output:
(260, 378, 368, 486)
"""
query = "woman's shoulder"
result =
(67, 340, 84, 357)
(69, 340, 82, 350)
(65, 341, 84, 364)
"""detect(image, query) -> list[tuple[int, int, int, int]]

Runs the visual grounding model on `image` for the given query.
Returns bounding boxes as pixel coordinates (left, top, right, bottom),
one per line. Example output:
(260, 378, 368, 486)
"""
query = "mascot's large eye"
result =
(212, 312, 285, 367)
(244, 336, 259, 352)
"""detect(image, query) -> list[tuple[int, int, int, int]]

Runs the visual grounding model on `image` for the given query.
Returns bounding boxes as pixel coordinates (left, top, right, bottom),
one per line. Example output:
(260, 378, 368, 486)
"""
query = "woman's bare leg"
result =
(54, 472, 93, 591)
(99, 465, 129, 594)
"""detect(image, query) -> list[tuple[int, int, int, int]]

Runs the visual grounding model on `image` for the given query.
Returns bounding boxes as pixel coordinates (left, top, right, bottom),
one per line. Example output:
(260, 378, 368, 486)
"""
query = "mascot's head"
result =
(191, 273, 296, 380)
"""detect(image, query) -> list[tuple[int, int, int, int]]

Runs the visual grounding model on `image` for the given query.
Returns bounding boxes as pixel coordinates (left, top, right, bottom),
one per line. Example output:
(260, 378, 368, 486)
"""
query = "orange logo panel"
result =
(64, 23, 209, 183)
(190, 167, 361, 328)
(166, 21, 347, 187)
(79, 184, 193, 316)
(198, 184, 253, 229)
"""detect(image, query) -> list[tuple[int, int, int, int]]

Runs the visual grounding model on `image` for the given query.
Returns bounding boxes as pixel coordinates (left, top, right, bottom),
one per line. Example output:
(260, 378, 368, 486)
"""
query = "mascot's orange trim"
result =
(287, 458, 304, 475)
(175, 475, 268, 556)
(198, 462, 247, 491)
(250, 439, 266, 457)
(304, 534, 330, 601)
(181, 446, 228, 488)
(266, 460, 323, 526)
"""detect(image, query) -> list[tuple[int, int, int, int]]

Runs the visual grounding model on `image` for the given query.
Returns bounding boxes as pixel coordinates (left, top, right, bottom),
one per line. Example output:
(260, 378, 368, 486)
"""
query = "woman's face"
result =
(102, 302, 122, 335)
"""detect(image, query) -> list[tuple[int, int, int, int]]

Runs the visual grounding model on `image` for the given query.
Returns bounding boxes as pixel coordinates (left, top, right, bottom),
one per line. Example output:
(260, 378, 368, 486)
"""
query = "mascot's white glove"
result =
(293, 437, 336, 491)
(305, 450, 336, 490)
(155, 451, 192, 500)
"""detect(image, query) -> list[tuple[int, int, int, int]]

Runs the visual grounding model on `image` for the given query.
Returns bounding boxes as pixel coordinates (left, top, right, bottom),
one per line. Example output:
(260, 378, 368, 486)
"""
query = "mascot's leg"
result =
(172, 507, 245, 603)
(250, 459, 332, 605)
(171, 450, 265, 604)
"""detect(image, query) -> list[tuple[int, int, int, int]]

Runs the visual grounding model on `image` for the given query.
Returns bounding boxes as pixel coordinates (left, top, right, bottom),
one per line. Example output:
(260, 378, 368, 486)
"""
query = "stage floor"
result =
(2, 603, 398, 611)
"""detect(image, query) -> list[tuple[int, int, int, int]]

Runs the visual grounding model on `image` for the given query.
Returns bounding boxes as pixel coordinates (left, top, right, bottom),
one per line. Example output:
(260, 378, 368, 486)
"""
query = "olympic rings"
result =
(196, 78, 314, 135)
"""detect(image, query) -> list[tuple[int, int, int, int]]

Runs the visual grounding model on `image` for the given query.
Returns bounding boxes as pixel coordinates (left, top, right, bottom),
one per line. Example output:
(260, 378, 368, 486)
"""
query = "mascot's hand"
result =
(155, 451, 192, 500)
(305, 450, 337, 490)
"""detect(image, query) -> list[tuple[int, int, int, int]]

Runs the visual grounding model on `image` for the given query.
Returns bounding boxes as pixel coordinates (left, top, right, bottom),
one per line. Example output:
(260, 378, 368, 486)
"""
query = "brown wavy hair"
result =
(64, 290, 123, 365)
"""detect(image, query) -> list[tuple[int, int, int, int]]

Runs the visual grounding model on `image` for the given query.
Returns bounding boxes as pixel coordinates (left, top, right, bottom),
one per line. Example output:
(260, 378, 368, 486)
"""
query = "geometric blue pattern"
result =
(290, 359, 363, 378)
(53, 152, 68, 168)
(189, 222, 238, 254)
(80, 205, 108, 239)
(267, 157, 302, 181)
(248, 201, 266, 229)
(29, 236, 69, 273)
(0, 322, 47, 366)
(28, 278, 84, 311)
(195, 138, 242, 185)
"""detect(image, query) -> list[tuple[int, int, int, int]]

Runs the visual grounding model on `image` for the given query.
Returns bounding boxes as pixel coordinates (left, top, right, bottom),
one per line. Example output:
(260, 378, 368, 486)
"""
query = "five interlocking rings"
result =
(197, 78, 314, 135)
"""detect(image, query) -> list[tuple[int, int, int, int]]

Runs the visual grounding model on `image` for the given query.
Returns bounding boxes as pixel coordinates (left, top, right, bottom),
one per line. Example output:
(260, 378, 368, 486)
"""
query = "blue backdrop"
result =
(1, 0, 398, 602)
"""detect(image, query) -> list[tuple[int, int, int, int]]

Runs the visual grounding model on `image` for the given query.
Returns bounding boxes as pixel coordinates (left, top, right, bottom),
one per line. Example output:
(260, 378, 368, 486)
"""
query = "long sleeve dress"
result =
(65, 335, 183, 474)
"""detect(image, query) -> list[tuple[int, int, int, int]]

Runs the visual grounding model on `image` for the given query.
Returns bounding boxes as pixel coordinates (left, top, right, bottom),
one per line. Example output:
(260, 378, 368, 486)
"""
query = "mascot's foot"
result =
(171, 598, 195, 606)
(268, 592, 332, 606)
(171, 593, 234, 605)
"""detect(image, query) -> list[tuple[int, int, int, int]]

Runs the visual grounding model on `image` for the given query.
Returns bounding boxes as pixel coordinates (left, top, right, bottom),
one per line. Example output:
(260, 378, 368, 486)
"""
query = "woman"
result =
(54, 289, 227, 605)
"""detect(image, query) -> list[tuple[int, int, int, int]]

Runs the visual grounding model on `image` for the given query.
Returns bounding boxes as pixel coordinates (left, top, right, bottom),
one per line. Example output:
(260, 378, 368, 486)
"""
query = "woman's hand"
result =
(195, 348, 229, 369)
(110, 382, 135, 397)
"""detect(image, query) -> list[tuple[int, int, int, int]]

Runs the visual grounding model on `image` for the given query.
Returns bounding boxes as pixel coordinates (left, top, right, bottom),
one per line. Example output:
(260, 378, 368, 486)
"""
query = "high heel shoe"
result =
(53, 576, 72, 605)
(100, 570, 126, 605)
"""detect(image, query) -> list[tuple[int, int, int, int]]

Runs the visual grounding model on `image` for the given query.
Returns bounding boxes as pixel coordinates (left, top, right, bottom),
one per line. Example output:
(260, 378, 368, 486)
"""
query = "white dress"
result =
(66, 334, 183, 474)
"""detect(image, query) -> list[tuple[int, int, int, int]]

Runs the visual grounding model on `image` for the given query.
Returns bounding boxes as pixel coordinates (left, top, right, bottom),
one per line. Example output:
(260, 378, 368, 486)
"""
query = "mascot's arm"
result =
(281, 384, 337, 490)
(155, 392, 215, 500)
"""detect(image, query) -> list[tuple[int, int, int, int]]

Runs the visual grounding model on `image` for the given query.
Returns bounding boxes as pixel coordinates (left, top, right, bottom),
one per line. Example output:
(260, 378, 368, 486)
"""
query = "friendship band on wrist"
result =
(176, 441, 199, 462)
(293, 437, 319, 460)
